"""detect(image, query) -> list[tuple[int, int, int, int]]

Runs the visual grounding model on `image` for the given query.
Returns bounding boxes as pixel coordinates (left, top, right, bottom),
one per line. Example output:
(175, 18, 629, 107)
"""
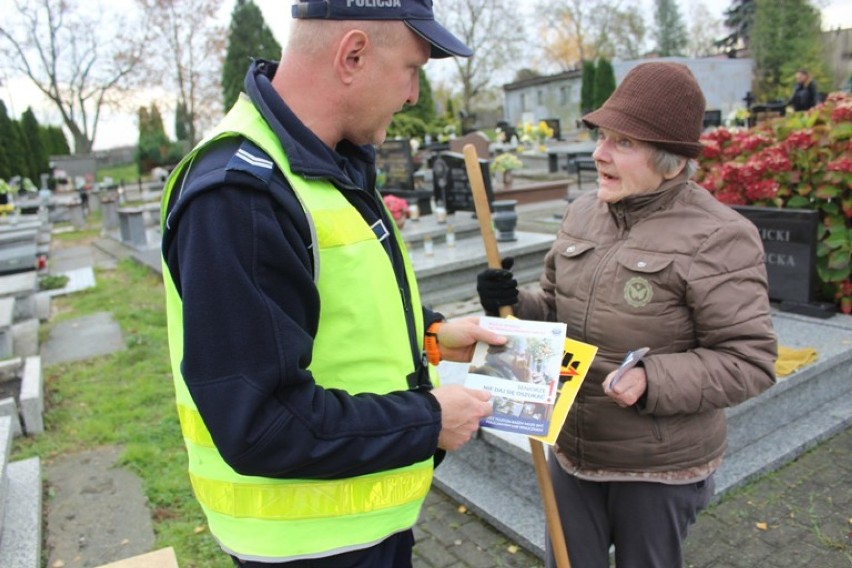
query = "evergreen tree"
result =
(580, 60, 596, 114)
(717, 0, 756, 55)
(43, 126, 70, 157)
(751, 0, 827, 101)
(222, 0, 282, 112)
(20, 108, 48, 181)
(592, 58, 616, 111)
(653, 0, 688, 56)
(0, 101, 26, 181)
(10, 121, 28, 181)
(0, 102, 9, 180)
(136, 103, 172, 173)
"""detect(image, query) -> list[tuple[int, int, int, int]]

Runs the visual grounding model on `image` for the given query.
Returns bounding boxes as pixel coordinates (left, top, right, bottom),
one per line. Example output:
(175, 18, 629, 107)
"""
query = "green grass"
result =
(11, 249, 231, 567)
(97, 163, 140, 184)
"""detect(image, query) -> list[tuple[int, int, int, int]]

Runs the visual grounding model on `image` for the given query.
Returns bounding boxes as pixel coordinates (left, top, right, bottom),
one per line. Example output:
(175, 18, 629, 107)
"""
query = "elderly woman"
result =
(477, 62, 777, 567)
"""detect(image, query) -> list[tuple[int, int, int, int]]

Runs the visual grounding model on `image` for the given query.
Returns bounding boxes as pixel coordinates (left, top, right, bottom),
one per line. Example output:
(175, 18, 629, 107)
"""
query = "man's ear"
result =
(335, 29, 369, 85)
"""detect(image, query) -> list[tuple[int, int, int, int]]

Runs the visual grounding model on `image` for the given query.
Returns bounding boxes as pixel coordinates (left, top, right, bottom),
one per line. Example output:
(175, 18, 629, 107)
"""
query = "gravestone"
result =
(732, 206, 834, 318)
(703, 110, 722, 129)
(375, 139, 414, 190)
(376, 139, 433, 214)
(449, 131, 491, 161)
(432, 151, 494, 215)
(542, 118, 561, 141)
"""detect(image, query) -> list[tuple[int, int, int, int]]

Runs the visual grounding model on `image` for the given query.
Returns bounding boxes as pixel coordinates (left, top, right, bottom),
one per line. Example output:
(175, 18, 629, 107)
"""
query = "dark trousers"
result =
(545, 452, 714, 568)
(231, 529, 414, 568)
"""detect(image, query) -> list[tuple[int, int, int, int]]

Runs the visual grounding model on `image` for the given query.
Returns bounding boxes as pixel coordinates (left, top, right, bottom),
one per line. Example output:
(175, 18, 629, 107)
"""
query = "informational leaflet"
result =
(466, 316, 598, 444)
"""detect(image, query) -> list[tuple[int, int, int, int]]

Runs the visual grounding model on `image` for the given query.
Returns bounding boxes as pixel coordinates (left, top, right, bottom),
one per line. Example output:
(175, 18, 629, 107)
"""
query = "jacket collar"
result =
(609, 172, 690, 228)
(243, 59, 375, 190)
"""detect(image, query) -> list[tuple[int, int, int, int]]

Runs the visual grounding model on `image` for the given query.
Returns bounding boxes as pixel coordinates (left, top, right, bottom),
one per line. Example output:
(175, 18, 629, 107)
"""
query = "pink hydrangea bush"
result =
(382, 194, 409, 223)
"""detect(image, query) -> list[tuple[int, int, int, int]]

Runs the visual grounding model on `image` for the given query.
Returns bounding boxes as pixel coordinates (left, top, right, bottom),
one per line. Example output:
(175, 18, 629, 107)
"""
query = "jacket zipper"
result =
(576, 204, 629, 467)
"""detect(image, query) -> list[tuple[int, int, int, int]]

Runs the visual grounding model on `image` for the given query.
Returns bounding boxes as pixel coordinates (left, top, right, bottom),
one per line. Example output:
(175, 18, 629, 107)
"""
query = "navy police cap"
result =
(291, 0, 473, 59)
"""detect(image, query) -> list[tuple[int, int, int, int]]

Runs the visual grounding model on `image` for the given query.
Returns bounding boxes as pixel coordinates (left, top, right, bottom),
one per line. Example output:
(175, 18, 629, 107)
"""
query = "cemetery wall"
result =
(502, 70, 583, 132)
(614, 57, 754, 119)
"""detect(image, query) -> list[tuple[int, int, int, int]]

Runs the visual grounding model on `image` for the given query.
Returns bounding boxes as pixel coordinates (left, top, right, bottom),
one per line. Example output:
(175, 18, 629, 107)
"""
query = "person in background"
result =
(789, 68, 818, 111)
(160, 1, 505, 566)
(477, 62, 777, 568)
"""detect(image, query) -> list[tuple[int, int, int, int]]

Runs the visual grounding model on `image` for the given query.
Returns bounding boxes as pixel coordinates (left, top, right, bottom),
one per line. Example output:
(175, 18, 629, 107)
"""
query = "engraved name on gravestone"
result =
(432, 151, 494, 215)
(732, 206, 825, 314)
(375, 139, 414, 190)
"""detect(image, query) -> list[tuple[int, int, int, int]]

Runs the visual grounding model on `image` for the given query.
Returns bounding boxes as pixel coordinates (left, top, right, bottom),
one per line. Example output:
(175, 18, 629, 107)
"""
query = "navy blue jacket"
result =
(162, 60, 443, 480)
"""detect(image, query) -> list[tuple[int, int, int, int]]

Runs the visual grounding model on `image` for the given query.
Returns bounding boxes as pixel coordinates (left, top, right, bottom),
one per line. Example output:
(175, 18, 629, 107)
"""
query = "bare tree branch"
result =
(0, 0, 149, 154)
(136, 0, 225, 146)
(442, 0, 527, 116)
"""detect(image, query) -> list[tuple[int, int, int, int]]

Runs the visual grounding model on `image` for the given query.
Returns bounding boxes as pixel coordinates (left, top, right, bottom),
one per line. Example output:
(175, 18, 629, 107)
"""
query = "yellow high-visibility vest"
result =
(161, 95, 432, 562)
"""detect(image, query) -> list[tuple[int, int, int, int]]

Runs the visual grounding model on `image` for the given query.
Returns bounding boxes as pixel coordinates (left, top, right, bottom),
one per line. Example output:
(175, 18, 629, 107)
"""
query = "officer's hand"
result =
(431, 385, 492, 451)
(476, 257, 518, 315)
(437, 315, 507, 363)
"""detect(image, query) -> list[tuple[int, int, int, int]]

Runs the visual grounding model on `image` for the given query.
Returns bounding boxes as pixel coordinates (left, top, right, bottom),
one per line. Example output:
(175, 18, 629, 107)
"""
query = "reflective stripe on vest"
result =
(161, 94, 431, 561)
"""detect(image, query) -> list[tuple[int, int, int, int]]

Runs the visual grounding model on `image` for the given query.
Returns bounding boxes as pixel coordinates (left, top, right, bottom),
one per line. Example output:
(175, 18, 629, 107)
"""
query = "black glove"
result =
(477, 257, 518, 315)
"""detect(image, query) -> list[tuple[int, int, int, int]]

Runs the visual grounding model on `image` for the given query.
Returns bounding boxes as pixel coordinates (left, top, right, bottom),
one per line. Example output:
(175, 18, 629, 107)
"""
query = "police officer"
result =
(160, 2, 503, 566)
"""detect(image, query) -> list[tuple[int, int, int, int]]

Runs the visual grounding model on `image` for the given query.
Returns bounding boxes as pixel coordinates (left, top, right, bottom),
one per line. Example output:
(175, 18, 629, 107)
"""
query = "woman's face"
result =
(592, 128, 665, 203)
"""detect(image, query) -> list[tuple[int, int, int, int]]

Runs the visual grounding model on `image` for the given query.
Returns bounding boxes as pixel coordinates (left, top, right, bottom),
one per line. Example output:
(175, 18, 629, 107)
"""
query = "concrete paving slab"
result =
(40, 312, 126, 366)
(45, 447, 155, 568)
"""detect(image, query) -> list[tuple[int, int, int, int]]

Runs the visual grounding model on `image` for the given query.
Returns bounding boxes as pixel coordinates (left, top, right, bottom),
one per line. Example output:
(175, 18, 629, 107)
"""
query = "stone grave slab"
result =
(48, 245, 94, 274)
(0, 457, 42, 568)
(0, 229, 37, 276)
(46, 266, 96, 297)
(19, 356, 43, 435)
(0, 399, 21, 437)
(0, 416, 9, 537)
(0, 271, 37, 321)
(0, 297, 13, 358)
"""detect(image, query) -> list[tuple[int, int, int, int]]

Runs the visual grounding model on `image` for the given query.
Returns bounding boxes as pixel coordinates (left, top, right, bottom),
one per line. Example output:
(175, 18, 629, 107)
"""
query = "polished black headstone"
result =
(432, 151, 494, 215)
(732, 205, 834, 318)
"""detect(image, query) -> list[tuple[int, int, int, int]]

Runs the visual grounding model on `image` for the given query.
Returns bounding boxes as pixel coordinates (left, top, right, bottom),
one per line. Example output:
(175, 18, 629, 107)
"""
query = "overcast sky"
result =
(4, 0, 850, 151)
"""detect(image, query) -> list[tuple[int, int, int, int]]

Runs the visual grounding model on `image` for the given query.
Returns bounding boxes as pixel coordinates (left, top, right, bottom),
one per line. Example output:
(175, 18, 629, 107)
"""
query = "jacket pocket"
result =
(552, 237, 597, 299)
(611, 249, 677, 313)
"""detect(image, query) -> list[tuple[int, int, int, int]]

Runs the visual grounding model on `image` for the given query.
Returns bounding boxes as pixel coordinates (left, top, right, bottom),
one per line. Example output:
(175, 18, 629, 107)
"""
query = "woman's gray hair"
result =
(650, 146, 698, 179)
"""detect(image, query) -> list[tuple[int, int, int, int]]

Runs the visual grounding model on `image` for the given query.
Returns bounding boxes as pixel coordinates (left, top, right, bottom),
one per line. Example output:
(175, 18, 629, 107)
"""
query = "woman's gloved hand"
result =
(476, 257, 518, 315)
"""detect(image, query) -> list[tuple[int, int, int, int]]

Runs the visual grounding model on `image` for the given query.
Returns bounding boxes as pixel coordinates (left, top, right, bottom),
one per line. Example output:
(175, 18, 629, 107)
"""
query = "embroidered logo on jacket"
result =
(624, 277, 653, 308)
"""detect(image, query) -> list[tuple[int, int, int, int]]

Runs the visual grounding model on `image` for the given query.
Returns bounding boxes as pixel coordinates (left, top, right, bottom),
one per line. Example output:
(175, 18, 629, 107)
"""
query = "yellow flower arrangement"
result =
(492, 152, 523, 174)
(519, 120, 554, 152)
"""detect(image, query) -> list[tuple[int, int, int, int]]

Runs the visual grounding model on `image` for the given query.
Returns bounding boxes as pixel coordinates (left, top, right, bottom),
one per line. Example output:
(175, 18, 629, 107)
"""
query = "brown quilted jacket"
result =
(516, 175, 777, 472)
